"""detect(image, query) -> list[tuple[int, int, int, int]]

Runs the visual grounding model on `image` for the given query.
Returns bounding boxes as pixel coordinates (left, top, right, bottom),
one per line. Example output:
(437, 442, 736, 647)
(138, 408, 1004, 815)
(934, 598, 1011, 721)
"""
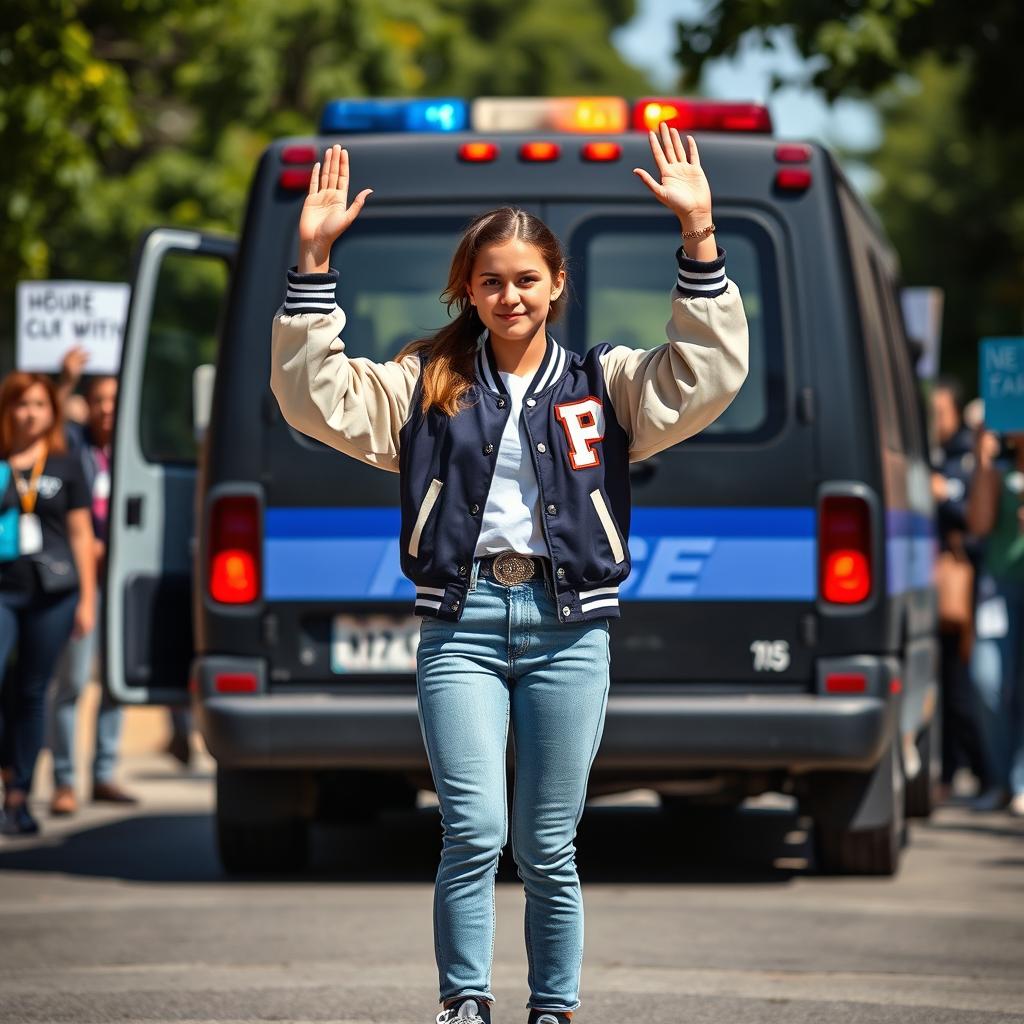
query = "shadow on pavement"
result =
(0, 803, 811, 885)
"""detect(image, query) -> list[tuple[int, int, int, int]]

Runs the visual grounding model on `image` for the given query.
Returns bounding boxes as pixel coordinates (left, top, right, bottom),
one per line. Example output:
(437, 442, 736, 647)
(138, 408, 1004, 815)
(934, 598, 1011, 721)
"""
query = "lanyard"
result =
(14, 447, 46, 516)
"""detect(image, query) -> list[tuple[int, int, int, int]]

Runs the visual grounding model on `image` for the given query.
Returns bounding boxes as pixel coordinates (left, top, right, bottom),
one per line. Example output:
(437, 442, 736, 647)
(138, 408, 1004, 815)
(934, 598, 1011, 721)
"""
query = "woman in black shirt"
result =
(0, 372, 96, 835)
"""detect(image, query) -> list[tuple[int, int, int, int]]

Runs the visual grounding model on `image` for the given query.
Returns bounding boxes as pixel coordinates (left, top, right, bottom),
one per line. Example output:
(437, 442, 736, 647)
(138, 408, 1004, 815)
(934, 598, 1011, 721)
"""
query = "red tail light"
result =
(819, 495, 872, 604)
(280, 145, 317, 165)
(209, 495, 261, 604)
(774, 143, 811, 163)
(775, 168, 812, 192)
(214, 672, 259, 693)
(825, 673, 867, 694)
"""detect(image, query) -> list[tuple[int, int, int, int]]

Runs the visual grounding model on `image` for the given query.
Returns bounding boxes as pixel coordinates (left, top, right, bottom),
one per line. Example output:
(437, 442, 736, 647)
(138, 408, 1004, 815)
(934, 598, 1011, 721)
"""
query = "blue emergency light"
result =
(319, 98, 468, 134)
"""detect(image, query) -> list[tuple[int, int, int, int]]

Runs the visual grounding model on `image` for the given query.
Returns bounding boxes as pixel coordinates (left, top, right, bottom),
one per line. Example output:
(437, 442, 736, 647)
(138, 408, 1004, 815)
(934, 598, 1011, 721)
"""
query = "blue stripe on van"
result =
(263, 505, 830, 602)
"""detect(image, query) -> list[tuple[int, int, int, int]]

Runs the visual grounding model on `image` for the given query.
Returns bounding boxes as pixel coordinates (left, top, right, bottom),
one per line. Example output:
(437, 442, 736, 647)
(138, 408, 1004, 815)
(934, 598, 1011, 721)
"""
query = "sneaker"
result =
(1009, 793, 1024, 818)
(2, 802, 40, 835)
(436, 997, 491, 1024)
(528, 1012, 573, 1024)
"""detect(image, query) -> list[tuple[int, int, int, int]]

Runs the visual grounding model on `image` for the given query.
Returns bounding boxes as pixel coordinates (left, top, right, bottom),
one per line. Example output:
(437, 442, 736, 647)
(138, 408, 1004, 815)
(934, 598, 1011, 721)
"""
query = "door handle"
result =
(126, 495, 144, 527)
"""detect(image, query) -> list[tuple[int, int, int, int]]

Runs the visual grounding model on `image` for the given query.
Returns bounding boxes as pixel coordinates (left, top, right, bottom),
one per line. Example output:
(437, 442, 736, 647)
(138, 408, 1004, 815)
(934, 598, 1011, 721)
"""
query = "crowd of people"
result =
(931, 379, 1024, 815)
(0, 348, 193, 836)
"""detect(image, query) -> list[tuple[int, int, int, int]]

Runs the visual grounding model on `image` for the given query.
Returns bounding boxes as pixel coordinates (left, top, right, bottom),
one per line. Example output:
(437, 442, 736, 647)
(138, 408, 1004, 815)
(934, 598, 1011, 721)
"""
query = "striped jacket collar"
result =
(474, 329, 569, 398)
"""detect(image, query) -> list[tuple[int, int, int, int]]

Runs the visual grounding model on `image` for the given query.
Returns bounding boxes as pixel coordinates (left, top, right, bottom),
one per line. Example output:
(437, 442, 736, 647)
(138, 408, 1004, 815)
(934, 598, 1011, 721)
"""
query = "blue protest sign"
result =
(980, 337, 1024, 432)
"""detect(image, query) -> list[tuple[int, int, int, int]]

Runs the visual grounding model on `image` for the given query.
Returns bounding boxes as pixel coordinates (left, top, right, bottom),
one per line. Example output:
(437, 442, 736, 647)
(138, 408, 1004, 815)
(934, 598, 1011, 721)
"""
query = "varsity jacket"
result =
(270, 245, 749, 624)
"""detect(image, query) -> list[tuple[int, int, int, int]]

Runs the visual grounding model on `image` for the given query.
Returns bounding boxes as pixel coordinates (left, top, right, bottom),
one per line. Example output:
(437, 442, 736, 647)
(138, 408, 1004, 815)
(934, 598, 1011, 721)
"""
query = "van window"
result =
(139, 250, 229, 464)
(871, 254, 925, 458)
(329, 220, 466, 361)
(569, 216, 783, 442)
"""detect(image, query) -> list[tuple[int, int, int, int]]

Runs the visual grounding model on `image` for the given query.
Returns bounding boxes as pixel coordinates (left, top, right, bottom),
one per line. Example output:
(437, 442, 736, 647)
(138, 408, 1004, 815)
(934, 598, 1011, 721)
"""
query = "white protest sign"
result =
(900, 287, 944, 380)
(16, 280, 130, 375)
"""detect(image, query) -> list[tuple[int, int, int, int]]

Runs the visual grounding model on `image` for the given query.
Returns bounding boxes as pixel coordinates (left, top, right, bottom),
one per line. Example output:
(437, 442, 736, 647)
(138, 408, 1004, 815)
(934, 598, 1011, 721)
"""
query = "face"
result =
(931, 387, 959, 444)
(465, 238, 564, 348)
(87, 377, 118, 438)
(11, 383, 54, 444)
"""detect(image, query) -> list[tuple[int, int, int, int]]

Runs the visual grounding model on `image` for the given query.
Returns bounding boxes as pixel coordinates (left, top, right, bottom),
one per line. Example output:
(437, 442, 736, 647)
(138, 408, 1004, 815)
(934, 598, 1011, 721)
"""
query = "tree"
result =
(0, 0, 650, 366)
(673, 0, 1024, 389)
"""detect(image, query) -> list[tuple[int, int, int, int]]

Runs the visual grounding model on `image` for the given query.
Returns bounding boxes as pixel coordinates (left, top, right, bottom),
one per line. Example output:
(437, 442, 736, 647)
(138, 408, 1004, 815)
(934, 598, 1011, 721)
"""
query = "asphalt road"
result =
(1, 750, 1022, 1024)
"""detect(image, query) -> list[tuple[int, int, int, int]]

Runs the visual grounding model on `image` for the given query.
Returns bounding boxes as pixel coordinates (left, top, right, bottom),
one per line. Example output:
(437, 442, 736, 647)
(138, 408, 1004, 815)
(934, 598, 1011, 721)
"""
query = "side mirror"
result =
(193, 363, 215, 443)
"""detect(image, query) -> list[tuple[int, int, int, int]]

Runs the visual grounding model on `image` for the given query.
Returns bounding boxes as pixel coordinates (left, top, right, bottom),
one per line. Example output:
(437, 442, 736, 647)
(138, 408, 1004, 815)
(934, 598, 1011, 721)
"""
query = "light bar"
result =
(472, 97, 628, 133)
(320, 98, 468, 134)
(632, 99, 772, 134)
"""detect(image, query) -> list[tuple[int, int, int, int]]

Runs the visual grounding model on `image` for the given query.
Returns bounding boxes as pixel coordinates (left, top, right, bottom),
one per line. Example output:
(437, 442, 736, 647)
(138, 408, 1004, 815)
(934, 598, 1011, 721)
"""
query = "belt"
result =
(477, 551, 549, 587)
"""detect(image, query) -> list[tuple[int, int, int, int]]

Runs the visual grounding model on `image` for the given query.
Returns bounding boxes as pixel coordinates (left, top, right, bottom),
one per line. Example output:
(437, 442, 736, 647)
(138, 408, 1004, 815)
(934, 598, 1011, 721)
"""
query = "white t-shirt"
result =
(473, 369, 546, 557)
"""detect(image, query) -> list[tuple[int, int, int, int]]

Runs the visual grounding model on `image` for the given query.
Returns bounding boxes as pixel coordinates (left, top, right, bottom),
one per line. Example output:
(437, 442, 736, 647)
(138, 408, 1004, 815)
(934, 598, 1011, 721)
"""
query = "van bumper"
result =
(196, 690, 894, 773)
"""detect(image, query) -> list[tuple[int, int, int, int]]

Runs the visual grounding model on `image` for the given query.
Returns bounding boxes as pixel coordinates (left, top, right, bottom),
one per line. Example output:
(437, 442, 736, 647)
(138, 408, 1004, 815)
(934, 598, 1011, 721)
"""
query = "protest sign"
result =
(900, 287, 944, 379)
(979, 337, 1024, 432)
(16, 280, 130, 374)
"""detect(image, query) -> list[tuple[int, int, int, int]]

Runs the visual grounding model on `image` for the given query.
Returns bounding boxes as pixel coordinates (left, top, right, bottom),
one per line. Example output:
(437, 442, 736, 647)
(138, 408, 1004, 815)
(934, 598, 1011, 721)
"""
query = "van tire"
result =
(216, 816, 309, 874)
(905, 717, 938, 819)
(810, 740, 904, 877)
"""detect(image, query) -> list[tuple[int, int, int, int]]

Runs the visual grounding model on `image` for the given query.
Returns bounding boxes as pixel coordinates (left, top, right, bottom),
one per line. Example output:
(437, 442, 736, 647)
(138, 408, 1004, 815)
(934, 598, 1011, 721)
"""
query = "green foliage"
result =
(0, 0, 648, 363)
(674, 0, 1024, 390)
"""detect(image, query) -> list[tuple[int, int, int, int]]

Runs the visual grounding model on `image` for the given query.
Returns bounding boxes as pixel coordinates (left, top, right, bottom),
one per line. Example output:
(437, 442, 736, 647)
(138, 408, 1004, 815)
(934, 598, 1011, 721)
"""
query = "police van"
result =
(104, 96, 937, 876)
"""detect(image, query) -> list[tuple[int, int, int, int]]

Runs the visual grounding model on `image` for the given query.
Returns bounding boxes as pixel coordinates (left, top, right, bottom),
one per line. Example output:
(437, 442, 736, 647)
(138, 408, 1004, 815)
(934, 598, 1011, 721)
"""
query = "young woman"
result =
(0, 373, 96, 835)
(271, 124, 749, 1024)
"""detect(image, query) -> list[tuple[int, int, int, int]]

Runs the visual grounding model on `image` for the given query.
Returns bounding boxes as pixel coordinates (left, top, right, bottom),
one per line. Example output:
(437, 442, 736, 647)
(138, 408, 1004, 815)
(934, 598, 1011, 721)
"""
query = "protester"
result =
(965, 425, 1024, 815)
(46, 349, 137, 814)
(271, 132, 747, 1024)
(0, 373, 96, 835)
(930, 378, 988, 798)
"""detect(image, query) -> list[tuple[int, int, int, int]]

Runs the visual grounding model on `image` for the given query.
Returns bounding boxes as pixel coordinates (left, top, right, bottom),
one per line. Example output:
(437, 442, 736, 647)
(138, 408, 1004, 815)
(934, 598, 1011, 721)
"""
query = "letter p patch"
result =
(554, 396, 605, 469)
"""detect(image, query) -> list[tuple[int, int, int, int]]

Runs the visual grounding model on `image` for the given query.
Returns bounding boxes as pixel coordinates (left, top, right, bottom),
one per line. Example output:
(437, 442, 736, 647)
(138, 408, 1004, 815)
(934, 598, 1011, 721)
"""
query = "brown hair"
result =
(397, 207, 568, 416)
(0, 372, 67, 455)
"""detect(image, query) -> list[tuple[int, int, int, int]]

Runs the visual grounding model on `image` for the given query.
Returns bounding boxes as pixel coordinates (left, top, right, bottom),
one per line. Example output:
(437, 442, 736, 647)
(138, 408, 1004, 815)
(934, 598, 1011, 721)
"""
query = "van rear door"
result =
(548, 203, 817, 686)
(105, 228, 236, 703)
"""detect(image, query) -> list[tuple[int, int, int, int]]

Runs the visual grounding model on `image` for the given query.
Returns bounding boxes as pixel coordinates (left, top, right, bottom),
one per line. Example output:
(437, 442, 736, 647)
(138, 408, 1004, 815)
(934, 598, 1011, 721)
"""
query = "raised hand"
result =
(298, 144, 373, 273)
(633, 123, 713, 230)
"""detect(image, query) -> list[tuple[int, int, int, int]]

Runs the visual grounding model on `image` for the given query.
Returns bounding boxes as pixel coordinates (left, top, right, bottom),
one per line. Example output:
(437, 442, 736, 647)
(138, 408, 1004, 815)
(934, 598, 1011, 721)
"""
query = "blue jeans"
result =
(415, 566, 611, 1013)
(46, 590, 123, 788)
(970, 575, 1024, 795)
(0, 588, 78, 794)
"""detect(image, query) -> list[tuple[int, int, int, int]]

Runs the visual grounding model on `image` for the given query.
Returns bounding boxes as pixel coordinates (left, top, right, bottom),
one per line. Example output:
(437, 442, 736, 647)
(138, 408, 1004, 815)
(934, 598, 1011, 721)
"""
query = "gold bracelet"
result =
(681, 222, 715, 241)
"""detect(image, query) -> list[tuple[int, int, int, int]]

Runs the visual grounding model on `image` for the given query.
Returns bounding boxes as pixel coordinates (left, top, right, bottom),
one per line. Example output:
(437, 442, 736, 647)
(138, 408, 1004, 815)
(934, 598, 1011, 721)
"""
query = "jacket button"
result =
(562, 606, 571, 618)
(497, 398, 506, 408)
(546, 503, 557, 515)
(483, 443, 494, 455)
(526, 398, 536, 407)
(536, 442, 546, 453)
(458, 564, 467, 576)
(451, 599, 460, 610)
(556, 567, 566, 578)
(470, 504, 480, 515)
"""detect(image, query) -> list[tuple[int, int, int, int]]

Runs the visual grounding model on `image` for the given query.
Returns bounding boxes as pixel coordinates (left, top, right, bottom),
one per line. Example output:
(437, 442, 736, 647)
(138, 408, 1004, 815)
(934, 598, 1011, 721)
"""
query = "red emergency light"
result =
(633, 99, 772, 134)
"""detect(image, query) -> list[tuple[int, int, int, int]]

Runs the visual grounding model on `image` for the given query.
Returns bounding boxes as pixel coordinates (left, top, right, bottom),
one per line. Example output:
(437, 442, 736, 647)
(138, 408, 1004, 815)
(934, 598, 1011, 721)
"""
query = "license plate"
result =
(331, 614, 420, 673)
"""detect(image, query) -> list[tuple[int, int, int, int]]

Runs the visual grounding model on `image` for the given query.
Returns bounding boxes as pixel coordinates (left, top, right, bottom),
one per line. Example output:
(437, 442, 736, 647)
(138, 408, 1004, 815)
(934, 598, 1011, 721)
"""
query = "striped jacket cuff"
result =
(675, 244, 727, 298)
(283, 265, 340, 314)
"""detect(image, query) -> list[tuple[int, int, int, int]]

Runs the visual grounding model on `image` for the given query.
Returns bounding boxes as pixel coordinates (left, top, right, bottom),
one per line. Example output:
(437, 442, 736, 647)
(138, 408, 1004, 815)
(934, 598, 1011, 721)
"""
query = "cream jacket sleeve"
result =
(598, 245, 749, 463)
(270, 267, 421, 473)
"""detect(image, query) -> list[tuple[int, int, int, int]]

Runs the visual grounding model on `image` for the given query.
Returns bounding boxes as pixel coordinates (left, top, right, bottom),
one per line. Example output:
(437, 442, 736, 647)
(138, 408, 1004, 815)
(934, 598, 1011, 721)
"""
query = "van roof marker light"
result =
(581, 141, 621, 162)
(633, 99, 772, 134)
(458, 141, 499, 162)
(472, 97, 628, 133)
(319, 98, 468, 134)
(519, 141, 561, 162)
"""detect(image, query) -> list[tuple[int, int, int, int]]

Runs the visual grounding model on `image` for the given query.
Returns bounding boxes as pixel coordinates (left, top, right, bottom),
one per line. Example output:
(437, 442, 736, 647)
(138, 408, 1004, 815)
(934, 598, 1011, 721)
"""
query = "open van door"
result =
(104, 228, 236, 704)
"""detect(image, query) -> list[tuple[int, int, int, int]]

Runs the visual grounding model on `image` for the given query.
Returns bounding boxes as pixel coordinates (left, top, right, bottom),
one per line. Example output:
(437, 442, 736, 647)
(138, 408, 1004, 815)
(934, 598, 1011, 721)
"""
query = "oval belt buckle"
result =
(493, 551, 535, 586)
